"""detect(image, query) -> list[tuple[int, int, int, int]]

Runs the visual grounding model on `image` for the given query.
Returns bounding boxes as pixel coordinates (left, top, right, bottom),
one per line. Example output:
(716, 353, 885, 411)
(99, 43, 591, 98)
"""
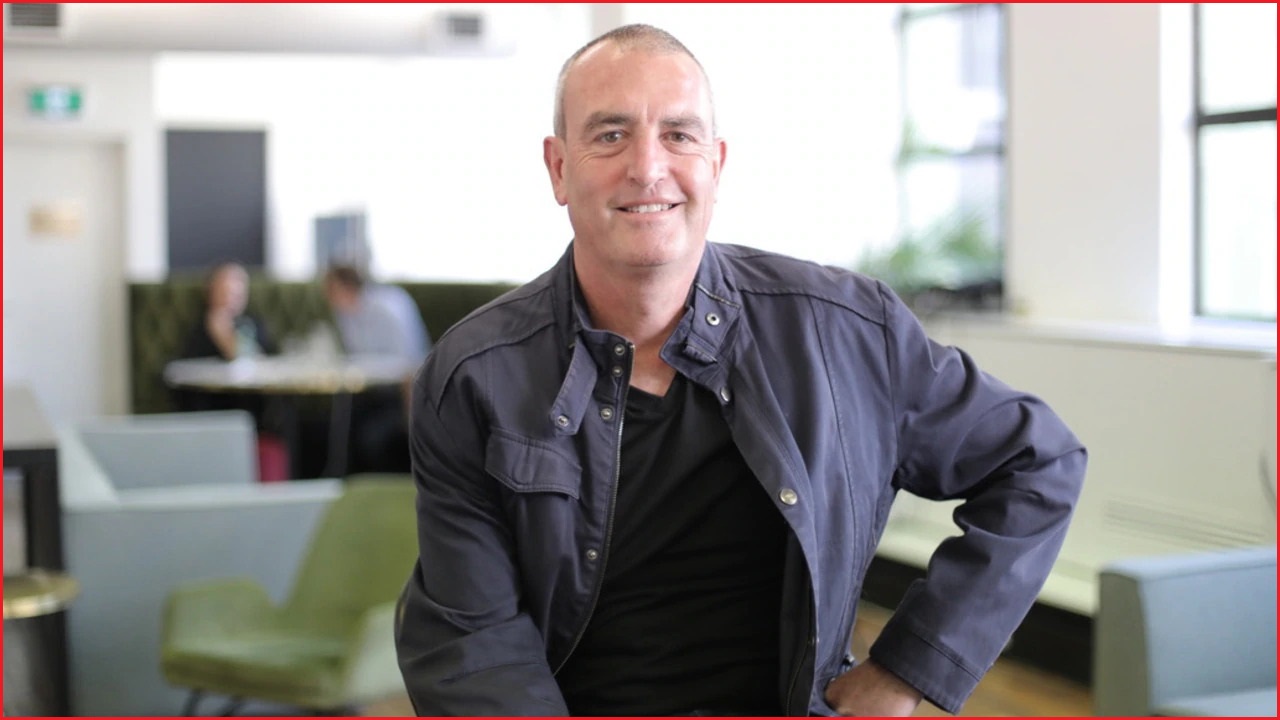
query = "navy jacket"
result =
(396, 242, 1086, 715)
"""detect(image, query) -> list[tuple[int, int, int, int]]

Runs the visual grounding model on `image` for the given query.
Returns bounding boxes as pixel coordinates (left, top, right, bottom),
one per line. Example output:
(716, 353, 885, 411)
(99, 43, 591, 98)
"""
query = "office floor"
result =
(364, 602, 1093, 717)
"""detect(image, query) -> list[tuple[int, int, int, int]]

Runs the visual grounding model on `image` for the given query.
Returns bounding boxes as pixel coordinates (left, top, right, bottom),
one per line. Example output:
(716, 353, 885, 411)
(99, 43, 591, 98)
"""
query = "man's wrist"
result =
(825, 659, 923, 716)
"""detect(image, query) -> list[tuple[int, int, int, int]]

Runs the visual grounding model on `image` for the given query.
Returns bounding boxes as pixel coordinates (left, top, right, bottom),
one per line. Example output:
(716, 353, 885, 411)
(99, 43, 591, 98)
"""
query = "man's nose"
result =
(626, 133, 668, 187)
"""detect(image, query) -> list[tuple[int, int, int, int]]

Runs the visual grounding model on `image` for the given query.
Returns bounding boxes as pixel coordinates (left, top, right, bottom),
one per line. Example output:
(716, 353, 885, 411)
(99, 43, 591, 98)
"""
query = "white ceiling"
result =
(3, 3, 519, 56)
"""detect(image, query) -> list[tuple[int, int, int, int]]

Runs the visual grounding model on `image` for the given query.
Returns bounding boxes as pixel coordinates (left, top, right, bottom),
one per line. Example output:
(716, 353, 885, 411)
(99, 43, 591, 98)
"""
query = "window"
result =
(861, 3, 1005, 308)
(1194, 3, 1277, 322)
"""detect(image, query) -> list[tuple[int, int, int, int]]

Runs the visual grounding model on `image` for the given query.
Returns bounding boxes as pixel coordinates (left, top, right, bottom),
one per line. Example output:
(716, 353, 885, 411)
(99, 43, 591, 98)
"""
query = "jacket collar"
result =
(547, 241, 743, 435)
(661, 244, 741, 391)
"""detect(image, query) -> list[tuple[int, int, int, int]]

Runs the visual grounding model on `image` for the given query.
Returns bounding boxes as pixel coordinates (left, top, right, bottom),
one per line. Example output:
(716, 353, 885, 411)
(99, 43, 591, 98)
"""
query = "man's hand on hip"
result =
(824, 659, 923, 716)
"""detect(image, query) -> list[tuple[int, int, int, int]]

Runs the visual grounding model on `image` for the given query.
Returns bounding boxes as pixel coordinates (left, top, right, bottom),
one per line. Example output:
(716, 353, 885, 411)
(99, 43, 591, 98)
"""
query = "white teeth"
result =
(623, 204, 673, 213)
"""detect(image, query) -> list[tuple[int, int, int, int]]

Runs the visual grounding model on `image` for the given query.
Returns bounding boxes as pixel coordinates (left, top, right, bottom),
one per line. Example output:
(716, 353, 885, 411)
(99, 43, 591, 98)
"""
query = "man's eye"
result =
(668, 132, 691, 143)
(598, 131, 623, 143)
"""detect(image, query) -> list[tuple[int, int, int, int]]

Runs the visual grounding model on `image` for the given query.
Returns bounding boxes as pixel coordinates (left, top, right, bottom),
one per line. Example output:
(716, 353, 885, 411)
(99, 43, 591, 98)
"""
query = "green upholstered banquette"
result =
(128, 275, 517, 413)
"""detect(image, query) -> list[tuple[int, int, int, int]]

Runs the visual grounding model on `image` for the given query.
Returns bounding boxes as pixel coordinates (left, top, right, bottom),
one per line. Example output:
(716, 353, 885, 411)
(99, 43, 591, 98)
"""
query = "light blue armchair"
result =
(58, 410, 343, 716)
(1094, 545, 1277, 717)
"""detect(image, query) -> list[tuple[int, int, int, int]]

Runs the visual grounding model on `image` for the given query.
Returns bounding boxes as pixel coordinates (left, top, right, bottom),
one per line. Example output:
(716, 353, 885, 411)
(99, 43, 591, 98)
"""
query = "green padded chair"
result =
(160, 475, 418, 715)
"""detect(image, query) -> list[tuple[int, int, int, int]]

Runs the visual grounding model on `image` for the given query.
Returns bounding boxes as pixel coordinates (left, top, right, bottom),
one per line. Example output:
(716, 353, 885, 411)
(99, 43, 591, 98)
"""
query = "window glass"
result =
(868, 3, 1004, 305)
(1198, 121, 1277, 320)
(1199, 3, 1277, 114)
(1196, 3, 1276, 322)
(901, 154, 1001, 240)
(901, 3, 1003, 153)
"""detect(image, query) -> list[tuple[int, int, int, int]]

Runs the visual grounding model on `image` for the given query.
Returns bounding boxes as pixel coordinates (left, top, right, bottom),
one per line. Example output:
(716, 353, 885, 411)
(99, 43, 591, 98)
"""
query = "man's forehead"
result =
(568, 44, 704, 91)
(563, 47, 712, 122)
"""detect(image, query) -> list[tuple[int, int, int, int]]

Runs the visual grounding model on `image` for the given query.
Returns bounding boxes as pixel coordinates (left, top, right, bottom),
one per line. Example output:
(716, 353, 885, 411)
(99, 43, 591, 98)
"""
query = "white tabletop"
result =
(163, 354, 419, 395)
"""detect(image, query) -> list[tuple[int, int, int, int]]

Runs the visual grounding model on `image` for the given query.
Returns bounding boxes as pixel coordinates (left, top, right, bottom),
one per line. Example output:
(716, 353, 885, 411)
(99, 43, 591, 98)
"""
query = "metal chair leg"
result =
(314, 704, 358, 716)
(181, 690, 204, 716)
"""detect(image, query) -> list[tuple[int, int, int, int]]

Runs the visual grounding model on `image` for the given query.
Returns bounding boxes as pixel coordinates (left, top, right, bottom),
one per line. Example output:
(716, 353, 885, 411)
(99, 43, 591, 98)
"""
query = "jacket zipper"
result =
(552, 342, 632, 675)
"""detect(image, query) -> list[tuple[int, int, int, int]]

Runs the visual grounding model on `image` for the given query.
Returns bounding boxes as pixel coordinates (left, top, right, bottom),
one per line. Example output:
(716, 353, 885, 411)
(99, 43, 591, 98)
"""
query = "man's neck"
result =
(575, 255, 698, 396)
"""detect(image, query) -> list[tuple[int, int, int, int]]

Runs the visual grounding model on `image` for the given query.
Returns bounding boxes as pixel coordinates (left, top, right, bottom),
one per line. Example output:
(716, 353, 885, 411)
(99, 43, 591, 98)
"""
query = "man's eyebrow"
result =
(661, 116, 708, 134)
(579, 113, 710, 136)
(582, 112, 633, 134)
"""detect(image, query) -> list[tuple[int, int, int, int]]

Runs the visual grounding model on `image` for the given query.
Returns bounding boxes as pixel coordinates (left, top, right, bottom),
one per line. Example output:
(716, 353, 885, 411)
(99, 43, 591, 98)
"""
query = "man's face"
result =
(324, 279, 357, 313)
(544, 45, 726, 275)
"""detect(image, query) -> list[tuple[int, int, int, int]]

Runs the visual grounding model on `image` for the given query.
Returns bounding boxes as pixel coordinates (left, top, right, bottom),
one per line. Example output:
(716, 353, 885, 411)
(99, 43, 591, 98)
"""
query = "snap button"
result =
(555, 414, 570, 428)
(705, 312, 721, 326)
(585, 548, 599, 561)
(611, 365, 623, 377)
(613, 343, 626, 356)
(599, 406, 614, 421)
(719, 386, 732, 403)
(779, 488, 798, 505)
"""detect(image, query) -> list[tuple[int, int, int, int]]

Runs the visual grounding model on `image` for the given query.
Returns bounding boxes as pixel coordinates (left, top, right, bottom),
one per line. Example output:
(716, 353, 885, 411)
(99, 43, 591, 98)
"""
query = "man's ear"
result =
(543, 136, 569, 206)
(710, 137, 727, 201)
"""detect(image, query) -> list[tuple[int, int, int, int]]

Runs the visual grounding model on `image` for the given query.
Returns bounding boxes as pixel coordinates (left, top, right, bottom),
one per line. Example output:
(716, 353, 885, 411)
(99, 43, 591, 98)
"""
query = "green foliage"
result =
(855, 210, 1001, 295)
(896, 119, 956, 165)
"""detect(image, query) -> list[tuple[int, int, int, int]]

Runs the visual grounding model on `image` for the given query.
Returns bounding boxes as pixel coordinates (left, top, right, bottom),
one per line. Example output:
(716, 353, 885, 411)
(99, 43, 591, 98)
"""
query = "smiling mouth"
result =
(619, 203, 676, 214)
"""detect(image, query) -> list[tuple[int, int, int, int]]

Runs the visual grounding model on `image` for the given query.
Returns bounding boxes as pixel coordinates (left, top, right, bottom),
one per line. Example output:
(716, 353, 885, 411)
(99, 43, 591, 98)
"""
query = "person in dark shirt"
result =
(174, 261, 294, 480)
(174, 262, 278, 431)
(181, 262, 276, 361)
(395, 24, 1086, 717)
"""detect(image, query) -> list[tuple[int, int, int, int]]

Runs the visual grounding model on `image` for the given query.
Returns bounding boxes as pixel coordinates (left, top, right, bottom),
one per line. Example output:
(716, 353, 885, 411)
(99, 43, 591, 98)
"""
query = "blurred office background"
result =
(3, 3, 1276, 716)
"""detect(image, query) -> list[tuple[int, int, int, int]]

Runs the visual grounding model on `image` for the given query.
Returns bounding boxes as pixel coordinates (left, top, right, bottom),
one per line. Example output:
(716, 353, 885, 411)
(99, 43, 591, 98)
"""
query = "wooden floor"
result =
(365, 602, 1092, 717)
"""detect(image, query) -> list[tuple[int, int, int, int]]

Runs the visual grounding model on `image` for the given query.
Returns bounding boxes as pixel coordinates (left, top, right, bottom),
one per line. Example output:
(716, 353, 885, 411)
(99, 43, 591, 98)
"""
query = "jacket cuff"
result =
(866, 615, 983, 714)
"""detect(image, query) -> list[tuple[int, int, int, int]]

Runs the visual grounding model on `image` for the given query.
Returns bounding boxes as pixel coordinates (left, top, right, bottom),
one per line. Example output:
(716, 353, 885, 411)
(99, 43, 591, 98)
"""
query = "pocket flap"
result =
(485, 428, 581, 499)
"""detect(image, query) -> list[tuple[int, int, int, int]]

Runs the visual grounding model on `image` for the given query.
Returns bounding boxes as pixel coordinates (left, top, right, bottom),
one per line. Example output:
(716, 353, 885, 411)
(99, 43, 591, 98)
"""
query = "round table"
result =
(164, 354, 419, 478)
(3, 570, 79, 620)
(163, 354, 416, 395)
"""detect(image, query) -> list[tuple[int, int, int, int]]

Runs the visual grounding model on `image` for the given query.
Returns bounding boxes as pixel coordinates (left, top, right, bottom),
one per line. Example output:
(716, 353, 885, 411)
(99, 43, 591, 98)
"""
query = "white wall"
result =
(1007, 4, 1165, 324)
(149, 3, 901, 283)
(3, 50, 163, 279)
(4, 51, 159, 427)
(3, 139, 129, 424)
(153, 4, 589, 282)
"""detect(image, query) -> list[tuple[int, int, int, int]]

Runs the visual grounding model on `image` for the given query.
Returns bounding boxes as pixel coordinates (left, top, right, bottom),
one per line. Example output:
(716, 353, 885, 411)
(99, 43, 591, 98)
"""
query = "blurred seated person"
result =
(182, 261, 277, 361)
(323, 264, 431, 361)
(323, 264, 432, 473)
(175, 261, 290, 481)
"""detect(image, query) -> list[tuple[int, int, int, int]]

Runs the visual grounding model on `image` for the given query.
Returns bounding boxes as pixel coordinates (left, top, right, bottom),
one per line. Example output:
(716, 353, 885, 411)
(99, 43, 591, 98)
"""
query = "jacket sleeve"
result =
(395, 369, 569, 716)
(865, 284, 1087, 713)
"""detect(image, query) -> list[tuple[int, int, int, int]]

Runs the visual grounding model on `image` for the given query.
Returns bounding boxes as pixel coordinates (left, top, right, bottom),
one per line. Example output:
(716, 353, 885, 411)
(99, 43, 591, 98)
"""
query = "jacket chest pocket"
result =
(485, 428, 582, 499)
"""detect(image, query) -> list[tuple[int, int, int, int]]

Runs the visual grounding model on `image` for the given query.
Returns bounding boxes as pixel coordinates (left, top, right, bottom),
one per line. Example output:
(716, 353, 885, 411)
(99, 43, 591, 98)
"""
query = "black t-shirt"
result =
(179, 312, 276, 361)
(556, 375, 788, 716)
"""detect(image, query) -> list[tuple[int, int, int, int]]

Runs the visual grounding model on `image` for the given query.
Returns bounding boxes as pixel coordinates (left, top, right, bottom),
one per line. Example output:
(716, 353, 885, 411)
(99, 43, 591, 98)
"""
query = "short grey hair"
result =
(552, 23, 715, 139)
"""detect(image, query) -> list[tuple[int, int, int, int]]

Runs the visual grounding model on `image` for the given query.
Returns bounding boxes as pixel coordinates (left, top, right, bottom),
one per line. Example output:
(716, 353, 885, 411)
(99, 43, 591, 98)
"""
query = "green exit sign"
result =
(28, 85, 84, 119)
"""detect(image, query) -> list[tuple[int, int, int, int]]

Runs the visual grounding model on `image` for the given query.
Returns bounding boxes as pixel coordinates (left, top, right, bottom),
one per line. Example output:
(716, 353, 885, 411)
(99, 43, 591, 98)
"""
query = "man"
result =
(396, 24, 1086, 716)
(323, 264, 431, 472)
(323, 264, 431, 363)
